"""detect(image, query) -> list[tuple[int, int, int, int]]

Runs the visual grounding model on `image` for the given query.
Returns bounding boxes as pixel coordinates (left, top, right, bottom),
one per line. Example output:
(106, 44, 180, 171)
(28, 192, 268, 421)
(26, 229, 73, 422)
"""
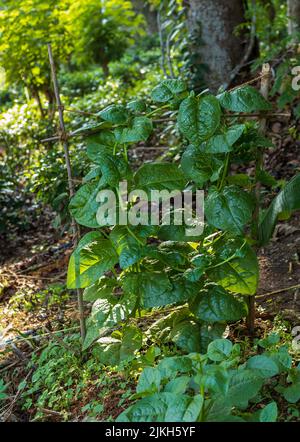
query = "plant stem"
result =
(218, 153, 230, 190)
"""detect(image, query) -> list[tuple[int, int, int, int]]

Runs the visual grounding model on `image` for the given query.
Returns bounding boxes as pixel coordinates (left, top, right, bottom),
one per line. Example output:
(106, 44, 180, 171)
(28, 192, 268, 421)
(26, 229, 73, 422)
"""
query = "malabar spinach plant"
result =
(66, 78, 300, 357)
(117, 335, 299, 422)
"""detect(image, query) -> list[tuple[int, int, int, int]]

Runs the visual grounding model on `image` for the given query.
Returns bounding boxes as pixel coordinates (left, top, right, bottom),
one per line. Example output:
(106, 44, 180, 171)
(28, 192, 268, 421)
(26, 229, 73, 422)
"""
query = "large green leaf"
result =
(158, 224, 203, 242)
(67, 232, 118, 289)
(218, 86, 272, 112)
(115, 117, 153, 143)
(208, 238, 259, 295)
(205, 186, 254, 236)
(151, 79, 187, 103)
(83, 295, 135, 350)
(116, 392, 202, 422)
(246, 355, 279, 379)
(169, 320, 202, 353)
(207, 339, 233, 362)
(134, 162, 186, 190)
(227, 369, 264, 408)
(259, 173, 300, 245)
(258, 402, 278, 422)
(283, 383, 300, 403)
(94, 325, 143, 365)
(178, 94, 221, 144)
(181, 145, 223, 186)
(205, 124, 245, 153)
(122, 272, 172, 308)
(110, 226, 144, 269)
(83, 276, 119, 302)
(69, 180, 105, 228)
(98, 104, 129, 124)
(137, 367, 161, 395)
(190, 285, 248, 323)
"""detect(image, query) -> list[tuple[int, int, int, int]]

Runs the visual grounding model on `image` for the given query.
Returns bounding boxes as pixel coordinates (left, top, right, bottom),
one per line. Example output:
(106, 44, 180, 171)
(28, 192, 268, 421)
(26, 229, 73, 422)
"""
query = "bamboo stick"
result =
(47, 44, 86, 341)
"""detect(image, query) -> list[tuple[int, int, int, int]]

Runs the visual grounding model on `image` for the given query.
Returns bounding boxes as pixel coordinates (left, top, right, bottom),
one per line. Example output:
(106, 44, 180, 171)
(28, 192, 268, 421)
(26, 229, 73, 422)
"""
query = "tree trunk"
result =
(287, 0, 300, 37)
(187, 0, 245, 92)
(131, 0, 158, 34)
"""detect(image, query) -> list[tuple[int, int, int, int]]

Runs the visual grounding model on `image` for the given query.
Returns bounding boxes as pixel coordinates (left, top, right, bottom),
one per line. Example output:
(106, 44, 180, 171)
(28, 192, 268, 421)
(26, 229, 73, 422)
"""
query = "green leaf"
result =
(205, 186, 254, 236)
(207, 339, 233, 362)
(164, 376, 190, 394)
(157, 356, 193, 379)
(218, 86, 272, 112)
(120, 325, 143, 361)
(122, 272, 173, 308)
(208, 238, 259, 295)
(98, 104, 129, 124)
(205, 125, 245, 153)
(246, 355, 279, 378)
(190, 285, 248, 323)
(117, 392, 192, 422)
(95, 325, 142, 365)
(67, 232, 118, 289)
(259, 402, 278, 422)
(183, 395, 204, 422)
(268, 347, 292, 372)
(69, 181, 104, 228)
(83, 295, 135, 350)
(283, 383, 300, 403)
(83, 166, 102, 183)
(170, 320, 201, 353)
(110, 226, 143, 269)
(178, 94, 221, 144)
(137, 368, 161, 395)
(115, 117, 153, 143)
(199, 323, 226, 353)
(151, 79, 187, 102)
(126, 99, 147, 113)
(259, 174, 300, 245)
(134, 162, 186, 190)
(158, 225, 203, 242)
(83, 277, 119, 302)
(226, 174, 252, 188)
(227, 369, 264, 408)
(181, 145, 223, 186)
(257, 333, 280, 349)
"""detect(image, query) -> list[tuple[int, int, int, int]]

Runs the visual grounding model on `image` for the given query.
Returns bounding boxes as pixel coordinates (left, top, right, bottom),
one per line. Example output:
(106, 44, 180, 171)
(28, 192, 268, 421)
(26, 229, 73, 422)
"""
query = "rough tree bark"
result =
(287, 0, 300, 37)
(187, 0, 245, 91)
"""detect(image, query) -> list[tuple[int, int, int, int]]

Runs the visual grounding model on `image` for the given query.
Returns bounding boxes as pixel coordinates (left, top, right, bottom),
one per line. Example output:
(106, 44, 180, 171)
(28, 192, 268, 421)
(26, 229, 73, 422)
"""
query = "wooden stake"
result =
(47, 44, 86, 341)
(247, 63, 271, 335)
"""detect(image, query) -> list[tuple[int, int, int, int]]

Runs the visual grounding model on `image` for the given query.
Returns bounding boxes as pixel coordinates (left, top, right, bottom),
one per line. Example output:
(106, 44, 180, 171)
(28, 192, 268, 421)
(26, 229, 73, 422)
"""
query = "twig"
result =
(47, 44, 86, 341)
(256, 284, 300, 299)
(39, 408, 63, 418)
(0, 369, 33, 421)
(43, 326, 74, 353)
(228, 73, 269, 92)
